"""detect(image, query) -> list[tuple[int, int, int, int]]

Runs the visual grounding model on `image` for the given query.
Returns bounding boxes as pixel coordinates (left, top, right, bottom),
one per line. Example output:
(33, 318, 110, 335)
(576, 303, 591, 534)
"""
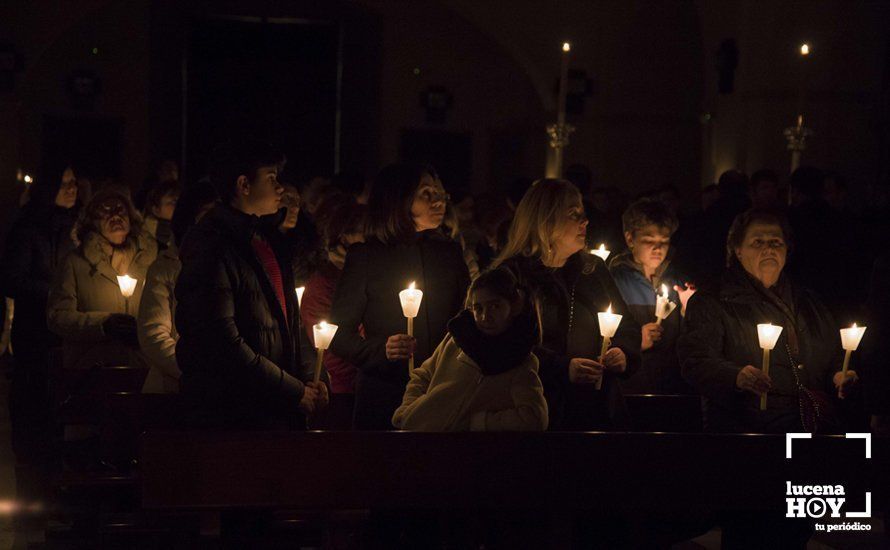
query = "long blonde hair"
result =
(493, 178, 582, 267)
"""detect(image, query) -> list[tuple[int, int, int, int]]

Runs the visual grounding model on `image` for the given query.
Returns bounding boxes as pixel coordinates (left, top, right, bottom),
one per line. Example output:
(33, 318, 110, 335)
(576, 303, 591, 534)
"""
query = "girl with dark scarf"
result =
(393, 268, 547, 431)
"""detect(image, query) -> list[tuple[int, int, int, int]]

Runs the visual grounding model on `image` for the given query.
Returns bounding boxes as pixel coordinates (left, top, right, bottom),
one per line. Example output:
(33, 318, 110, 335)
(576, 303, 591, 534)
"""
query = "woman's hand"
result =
(568, 358, 603, 384)
(735, 365, 771, 395)
(833, 370, 859, 400)
(673, 283, 697, 315)
(299, 385, 319, 415)
(307, 381, 330, 410)
(385, 334, 416, 361)
(641, 323, 664, 351)
(602, 348, 627, 373)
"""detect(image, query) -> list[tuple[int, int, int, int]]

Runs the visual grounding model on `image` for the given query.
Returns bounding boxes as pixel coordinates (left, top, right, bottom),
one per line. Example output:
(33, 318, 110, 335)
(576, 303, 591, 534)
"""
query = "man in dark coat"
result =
(175, 139, 327, 430)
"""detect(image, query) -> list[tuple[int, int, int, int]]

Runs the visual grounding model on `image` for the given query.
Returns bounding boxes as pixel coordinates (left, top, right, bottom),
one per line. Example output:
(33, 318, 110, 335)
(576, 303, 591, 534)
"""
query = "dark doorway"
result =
(186, 17, 339, 183)
(42, 114, 123, 182)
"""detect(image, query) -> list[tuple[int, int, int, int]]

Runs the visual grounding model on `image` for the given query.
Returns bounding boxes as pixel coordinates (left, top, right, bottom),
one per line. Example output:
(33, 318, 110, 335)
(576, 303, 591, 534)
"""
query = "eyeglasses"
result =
(92, 201, 128, 220)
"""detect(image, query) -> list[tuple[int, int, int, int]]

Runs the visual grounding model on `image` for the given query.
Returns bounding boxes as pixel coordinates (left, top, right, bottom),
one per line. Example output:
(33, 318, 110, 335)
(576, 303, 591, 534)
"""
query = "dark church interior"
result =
(0, 1, 889, 548)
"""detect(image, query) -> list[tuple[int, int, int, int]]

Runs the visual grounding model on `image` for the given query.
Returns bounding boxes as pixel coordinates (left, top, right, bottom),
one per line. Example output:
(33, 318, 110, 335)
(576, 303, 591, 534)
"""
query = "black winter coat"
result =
(0, 203, 78, 362)
(678, 264, 842, 433)
(175, 205, 313, 430)
(329, 230, 470, 430)
(498, 253, 641, 430)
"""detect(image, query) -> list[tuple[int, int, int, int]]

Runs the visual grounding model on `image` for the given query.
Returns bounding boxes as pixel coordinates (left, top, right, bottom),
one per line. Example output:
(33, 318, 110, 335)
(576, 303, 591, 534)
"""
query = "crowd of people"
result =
(2, 136, 889, 546)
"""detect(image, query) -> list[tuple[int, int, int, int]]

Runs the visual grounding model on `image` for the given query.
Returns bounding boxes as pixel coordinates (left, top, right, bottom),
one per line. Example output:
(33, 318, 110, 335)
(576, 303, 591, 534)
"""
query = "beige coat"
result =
(392, 335, 548, 432)
(47, 231, 157, 370)
(138, 245, 181, 393)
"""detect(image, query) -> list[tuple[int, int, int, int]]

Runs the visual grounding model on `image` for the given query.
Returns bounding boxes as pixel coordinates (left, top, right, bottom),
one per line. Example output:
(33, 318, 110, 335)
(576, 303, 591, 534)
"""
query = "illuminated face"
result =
(152, 191, 179, 221)
(470, 288, 518, 336)
(93, 198, 130, 245)
(626, 224, 671, 273)
(55, 167, 78, 209)
(553, 198, 588, 260)
(279, 184, 301, 230)
(242, 165, 283, 216)
(735, 222, 787, 288)
(411, 174, 447, 231)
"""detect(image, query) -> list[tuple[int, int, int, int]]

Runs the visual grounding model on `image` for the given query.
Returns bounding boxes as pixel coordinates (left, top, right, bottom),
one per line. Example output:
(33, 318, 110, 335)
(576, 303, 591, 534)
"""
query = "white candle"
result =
(312, 321, 338, 383)
(400, 282, 423, 371)
(295, 287, 305, 309)
(757, 323, 783, 411)
(117, 274, 138, 298)
(655, 284, 677, 325)
(596, 304, 622, 390)
(840, 323, 866, 376)
(590, 244, 610, 262)
(557, 42, 571, 127)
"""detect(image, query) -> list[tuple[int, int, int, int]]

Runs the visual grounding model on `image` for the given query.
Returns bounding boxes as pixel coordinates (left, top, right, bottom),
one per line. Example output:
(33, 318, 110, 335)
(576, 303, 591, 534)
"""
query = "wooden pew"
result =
(141, 431, 888, 515)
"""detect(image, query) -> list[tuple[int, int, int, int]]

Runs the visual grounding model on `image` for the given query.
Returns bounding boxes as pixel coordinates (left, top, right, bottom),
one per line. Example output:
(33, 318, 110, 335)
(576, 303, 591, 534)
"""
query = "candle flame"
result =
(800, 43, 810, 56)
(851, 323, 857, 329)
(562, 42, 571, 52)
(606, 304, 612, 314)
(23, 174, 33, 184)
(409, 281, 416, 290)
(319, 320, 328, 329)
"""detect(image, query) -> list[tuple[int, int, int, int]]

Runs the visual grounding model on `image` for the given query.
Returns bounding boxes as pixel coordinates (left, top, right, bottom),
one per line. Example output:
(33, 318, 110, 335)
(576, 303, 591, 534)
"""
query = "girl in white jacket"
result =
(392, 268, 547, 431)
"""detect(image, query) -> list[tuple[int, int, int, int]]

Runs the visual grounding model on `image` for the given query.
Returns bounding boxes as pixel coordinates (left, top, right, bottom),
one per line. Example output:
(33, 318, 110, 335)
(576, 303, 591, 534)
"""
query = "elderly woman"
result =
(678, 209, 856, 433)
(48, 188, 157, 371)
(493, 179, 641, 430)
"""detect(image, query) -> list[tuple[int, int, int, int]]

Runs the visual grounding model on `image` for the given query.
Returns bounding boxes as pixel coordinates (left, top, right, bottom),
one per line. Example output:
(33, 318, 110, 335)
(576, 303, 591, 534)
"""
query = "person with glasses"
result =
(328, 162, 470, 430)
(47, 188, 157, 371)
(492, 179, 641, 431)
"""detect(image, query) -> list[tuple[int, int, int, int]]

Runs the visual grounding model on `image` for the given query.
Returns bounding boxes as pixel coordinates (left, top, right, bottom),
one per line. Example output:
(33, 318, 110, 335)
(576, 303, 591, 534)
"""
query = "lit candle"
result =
(596, 304, 622, 390)
(839, 323, 866, 377)
(590, 244, 610, 262)
(295, 287, 305, 309)
(117, 274, 138, 313)
(312, 321, 338, 383)
(655, 284, 677, 325)
(557, 42, 571, 128)
(399, 281, 423, 371)
(757, 323, 783, 411)
(797, 42, 810, 117)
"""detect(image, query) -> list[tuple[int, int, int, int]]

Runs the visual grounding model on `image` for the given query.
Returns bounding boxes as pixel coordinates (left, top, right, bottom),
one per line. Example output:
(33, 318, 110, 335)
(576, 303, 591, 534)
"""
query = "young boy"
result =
(609, 198, 695, 394)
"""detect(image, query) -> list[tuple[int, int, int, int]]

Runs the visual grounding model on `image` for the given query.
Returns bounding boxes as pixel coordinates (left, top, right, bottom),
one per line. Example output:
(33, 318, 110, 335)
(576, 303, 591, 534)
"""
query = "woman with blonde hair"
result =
(493, 178, 640, 430)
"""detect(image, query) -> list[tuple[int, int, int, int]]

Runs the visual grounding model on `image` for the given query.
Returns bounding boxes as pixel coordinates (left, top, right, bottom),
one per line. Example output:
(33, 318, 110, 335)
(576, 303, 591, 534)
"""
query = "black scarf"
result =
(447, 307, 539, 376)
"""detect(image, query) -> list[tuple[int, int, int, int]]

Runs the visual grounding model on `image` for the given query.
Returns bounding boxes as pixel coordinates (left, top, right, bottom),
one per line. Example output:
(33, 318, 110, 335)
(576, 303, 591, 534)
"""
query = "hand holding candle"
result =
(757, 323, 783, 411)
(596, 304, 622, 390)
(312, 321, 338, 383)
(590, 244, 610, 262)
(399, 282, 423, 371)
(839, 323, 866, 377)
(655, 284, 677, 325)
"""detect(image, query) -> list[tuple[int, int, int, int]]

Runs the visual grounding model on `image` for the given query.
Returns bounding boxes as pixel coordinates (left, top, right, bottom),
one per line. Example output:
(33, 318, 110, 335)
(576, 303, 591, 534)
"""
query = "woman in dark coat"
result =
(678, 209, 856, 434)
(1, 164, 79, 464)
(493, 179, 641, 431)
(329, 163, 470, 430)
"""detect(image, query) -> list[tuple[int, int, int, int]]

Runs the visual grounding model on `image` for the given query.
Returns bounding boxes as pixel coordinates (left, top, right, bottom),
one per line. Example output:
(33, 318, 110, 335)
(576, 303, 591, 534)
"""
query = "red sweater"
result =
(251, 236, 288, 326)
(301, 261, 359, 394)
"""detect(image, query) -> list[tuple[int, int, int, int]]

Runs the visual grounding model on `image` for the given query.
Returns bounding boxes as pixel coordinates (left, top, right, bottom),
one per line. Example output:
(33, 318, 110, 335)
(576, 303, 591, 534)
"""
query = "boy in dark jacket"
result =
(175, 139, 327, 430)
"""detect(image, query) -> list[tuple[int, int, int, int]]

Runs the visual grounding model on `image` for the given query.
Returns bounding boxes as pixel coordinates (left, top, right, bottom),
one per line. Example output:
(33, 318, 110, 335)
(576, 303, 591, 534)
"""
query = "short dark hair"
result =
(367, 162, 437, 245)
(789, 166, 824, 199)
(750, 169, 779, 189)
(208, 138, 285, 204)
(725, 208, 794, 267)
(621, 198, 679, 236)
(314, 191, 367, 250)
(171, 180, 218, 246)
(145, 179, 181, 213)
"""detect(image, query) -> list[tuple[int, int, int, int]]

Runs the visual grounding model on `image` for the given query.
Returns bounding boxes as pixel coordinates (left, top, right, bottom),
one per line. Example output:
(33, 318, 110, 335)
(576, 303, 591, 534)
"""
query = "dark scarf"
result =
(447, 307, 539, 376)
